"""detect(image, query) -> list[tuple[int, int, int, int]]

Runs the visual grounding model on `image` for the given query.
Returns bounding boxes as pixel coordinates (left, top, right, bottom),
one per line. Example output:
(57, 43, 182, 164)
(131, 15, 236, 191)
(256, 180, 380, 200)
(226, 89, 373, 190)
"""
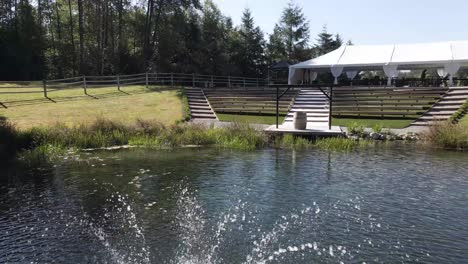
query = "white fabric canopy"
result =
(383, 64, 399, 86)
(310, 71, 318, 82)
(331, 66, 344, 84)
(288, 40, 468, 85)
(346, 71, 358, 80)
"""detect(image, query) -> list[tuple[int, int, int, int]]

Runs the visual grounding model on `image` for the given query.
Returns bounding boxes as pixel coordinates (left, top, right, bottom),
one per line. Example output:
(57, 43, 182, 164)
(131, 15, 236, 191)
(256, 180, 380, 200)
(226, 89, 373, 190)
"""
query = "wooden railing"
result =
(0, 72, 286, 107)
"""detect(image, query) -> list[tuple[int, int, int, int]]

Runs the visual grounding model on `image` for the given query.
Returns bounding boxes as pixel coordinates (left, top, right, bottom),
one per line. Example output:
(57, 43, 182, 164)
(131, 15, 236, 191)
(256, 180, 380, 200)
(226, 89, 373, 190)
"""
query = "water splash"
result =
(87, 193, 151, 264)
(169, 187, 415, 264)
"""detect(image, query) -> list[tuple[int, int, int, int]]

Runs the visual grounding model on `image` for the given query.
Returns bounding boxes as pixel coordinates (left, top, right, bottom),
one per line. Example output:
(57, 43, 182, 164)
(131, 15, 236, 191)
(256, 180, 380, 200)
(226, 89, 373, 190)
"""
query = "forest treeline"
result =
(0, 0, 347, 81)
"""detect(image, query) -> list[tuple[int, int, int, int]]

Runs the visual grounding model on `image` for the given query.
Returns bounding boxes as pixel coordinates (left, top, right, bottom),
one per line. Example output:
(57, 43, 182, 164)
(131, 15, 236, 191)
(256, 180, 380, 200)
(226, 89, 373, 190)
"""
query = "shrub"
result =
(19, 144, 66, 166)
(347, 122, 365, 135)
(425, 122, 468, 150)
(274, 134, 312, 149)
(372, 124, 383, 133)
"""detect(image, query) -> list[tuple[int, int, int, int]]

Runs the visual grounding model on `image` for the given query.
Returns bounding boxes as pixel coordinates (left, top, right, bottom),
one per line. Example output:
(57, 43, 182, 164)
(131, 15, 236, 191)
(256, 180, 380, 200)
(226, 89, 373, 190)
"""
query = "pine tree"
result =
(267, 1, 310, 63)
(199, 0, 230, 75)
(233, 8, 266, 77)
(315, 25, 343, 56)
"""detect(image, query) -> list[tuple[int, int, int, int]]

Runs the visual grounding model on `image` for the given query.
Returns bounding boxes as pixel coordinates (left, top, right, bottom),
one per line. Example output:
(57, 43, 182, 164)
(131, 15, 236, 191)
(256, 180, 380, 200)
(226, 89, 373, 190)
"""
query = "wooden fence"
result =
(0, 73, 284, 107)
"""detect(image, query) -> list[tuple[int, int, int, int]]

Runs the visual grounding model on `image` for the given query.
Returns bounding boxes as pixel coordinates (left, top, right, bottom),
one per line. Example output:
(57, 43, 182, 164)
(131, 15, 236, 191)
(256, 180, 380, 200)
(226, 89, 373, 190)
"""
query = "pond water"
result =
(0, 146, 467, 263)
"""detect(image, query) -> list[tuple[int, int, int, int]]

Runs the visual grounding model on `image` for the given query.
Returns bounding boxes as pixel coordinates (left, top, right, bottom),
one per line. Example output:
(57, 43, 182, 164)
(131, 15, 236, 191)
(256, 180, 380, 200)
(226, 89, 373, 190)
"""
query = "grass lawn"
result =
(0, 85, 183, 129)
(331, 117, 413, 129)
(218, 113, 285, 124)
(216, 113, 414, 128)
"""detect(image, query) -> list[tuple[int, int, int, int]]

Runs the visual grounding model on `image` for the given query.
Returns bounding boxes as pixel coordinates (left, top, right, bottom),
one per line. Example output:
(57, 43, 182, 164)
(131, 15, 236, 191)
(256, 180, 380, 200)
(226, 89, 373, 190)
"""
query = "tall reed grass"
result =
(6, 116, 466, 166)
(425, 122, 468, 150)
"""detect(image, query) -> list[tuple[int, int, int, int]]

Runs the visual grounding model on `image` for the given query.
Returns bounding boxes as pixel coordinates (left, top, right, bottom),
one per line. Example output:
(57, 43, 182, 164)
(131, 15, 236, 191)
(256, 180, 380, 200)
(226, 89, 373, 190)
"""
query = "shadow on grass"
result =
(0, 86, 182, 108)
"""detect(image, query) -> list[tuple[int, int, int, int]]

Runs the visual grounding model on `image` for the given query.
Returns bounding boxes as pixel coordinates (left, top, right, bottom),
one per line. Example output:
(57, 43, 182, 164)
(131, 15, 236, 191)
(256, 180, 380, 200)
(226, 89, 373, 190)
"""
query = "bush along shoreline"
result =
(1, 118, 467, 165)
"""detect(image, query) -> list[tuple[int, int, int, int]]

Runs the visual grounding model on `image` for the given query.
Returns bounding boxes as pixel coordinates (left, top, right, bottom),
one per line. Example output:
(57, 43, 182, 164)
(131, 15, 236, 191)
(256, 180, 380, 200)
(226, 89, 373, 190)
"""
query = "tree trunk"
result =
(117, 0, 123, 73)
(68, 0, 76, 76)
(54, 0, 64, 77)
(77, 0, 84, 74)
(143, 0, 154, 70)
(150, 0, 164, 71)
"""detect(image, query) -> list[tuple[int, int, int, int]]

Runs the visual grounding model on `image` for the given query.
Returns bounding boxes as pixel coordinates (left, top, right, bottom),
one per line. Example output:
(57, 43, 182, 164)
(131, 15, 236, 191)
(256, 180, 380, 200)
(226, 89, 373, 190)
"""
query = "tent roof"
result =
(270, 61, 291, 70)
(291, 40, 468, 71)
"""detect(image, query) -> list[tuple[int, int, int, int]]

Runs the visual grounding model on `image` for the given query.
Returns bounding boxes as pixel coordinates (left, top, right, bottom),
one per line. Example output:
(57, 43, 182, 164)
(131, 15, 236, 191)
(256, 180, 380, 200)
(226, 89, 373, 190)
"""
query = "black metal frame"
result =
(271, 84, 334, 130)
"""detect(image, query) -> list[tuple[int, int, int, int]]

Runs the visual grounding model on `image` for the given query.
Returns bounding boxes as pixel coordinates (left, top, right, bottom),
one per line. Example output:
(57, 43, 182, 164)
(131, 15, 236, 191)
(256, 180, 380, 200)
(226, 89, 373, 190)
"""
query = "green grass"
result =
(425, 122, 468, 150)
(332, 117, 413, 129)
(459, 115, 468, 128)
(314, 137, 374, 151)
(216, 114, 414, 128)
(218, 113, 285, 124)
(0, 85, 183, 129)
(450, 99, 468, 124)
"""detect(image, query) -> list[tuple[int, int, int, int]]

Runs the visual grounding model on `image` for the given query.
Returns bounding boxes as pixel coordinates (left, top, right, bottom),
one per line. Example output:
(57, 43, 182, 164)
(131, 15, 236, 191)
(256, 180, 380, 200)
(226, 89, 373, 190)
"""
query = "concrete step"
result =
(295, 97, 327, 100)
(189, 105, 211, 110)
(411, 120, 445, 126)
(424, 111, 456, 115)
(187, 95, 206, 99)
(436, 100, 466, 105)
(190, 109, 213, 114)
(283, 88, 330, 127)
(289, 109, 329, 113)
(188, 98, 208, 103)
(442, 95, 468, 100)
(284, 119, 329, 124)
(418, 115, 451, 120)
(191, 113, 216, 119)
(289, 106, 328, 110)
(431, 105, 461, 110)
(185, 87, 203, 91)
(287, 111, 328, 117)
(298, 93, 326, 96)
(184, 87, 217, 120)
(447, 90, 468, 95)
(285, 115, 329, 120)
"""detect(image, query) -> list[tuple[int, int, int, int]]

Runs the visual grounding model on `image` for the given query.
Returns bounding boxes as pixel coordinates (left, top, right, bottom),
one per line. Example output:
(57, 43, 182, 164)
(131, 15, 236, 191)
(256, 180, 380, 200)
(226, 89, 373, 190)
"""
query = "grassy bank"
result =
(0, 117, 389, 164)
(460, 115, 468, 127)
(424, 122, 468, 150)
(0, 86, 183, 129)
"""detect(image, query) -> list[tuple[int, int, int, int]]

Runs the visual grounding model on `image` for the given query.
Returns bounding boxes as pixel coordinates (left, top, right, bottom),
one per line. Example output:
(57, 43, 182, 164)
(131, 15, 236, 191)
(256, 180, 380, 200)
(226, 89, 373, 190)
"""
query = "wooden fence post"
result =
(83, 76, 88, 95)
(171, 73, 174, 88)
(211, 75, 214, 88)
(228, 75, 231, 88)
(329, 85, 333, 130)
(117, 75, 121, 91)
(243, 79, 246, 89)
(256, 78, 259, 88)
(145, 72, 149, 89)
(192, 73, 195, 88)
(42, 79, 48, 98)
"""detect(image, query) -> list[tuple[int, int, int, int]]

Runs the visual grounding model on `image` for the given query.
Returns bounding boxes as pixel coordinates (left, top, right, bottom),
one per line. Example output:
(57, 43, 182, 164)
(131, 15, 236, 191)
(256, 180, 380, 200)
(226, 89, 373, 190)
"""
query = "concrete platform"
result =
(265, 125, 344, 137)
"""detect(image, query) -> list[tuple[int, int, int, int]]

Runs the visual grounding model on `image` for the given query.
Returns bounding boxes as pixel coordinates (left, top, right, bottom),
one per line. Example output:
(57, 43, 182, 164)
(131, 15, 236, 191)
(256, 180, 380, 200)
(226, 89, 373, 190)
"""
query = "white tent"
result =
(289, 40, 468, 86)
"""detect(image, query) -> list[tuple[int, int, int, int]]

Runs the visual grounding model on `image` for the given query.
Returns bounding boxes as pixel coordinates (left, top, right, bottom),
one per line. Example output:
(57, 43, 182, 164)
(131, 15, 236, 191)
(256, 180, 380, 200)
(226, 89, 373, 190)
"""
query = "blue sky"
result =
(213, 0, 468, 45)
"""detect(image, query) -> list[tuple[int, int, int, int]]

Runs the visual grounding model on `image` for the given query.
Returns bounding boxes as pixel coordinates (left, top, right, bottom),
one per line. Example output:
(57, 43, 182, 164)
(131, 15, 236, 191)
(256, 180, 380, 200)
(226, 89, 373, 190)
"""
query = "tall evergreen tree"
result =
(0, 0, 45, 80)
(267, 1, 310, 63)
(199, 0, 230, 75)
(315, 25, 343, 56)
(231, 8, 265, 77)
